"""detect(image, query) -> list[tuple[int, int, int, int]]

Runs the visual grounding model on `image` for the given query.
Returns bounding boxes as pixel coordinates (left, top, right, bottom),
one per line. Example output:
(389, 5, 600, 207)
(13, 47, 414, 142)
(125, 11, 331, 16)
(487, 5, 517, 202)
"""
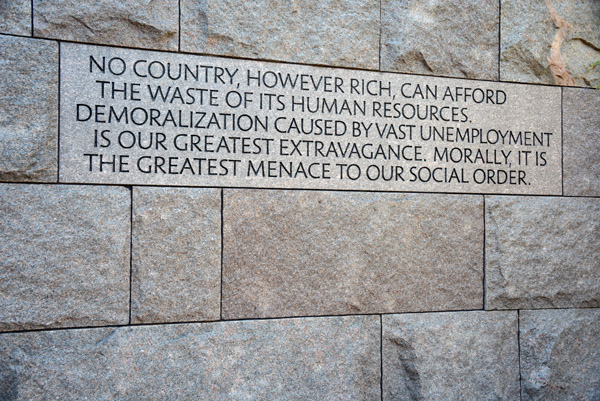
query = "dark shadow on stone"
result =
(0, 365, 19, 401)
(390, 336, 424, 401)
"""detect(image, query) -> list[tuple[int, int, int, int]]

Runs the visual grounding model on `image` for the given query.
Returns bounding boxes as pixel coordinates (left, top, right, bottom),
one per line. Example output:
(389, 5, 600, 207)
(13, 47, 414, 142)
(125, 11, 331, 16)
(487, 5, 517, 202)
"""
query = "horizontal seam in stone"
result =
(1, 180, 599, 200)
(1, 32, 597, 90)
(2, 306, 599, 335)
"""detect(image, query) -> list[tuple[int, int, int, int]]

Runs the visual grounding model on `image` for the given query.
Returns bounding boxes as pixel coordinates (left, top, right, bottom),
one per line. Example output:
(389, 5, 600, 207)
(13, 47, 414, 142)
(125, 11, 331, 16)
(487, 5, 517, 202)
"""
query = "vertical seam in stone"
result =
(129, 187, 134, 325)
(561, 87, 564, 196)
(483, 195, 487, 310)
(178, 0, 181, 52)
(517, 310, 523, 401)
(220, 188, 224, 320)
(379, 314, 384, 401)
(57, 41, 61, 183)
(30, 0, 34, 36)
(498, 0, 502, 81)
(378, 0, 382, 71)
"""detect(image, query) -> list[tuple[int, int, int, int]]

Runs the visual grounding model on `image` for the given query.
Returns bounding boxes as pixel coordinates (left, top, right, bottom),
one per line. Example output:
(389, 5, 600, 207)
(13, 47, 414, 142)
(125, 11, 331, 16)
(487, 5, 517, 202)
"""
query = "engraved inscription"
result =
(60, 43, 562, 194)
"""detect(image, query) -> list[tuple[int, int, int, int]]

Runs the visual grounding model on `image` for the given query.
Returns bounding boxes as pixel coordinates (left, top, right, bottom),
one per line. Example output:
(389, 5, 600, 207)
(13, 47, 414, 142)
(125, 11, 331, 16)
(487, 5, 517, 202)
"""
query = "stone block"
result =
(0, 0, 31, 35)
(223, 190, 483, 319)
(500, 0, 600, 88)
(131, 187, 221, 323)
(486, 196, 600, 309)
(382, 311, 520, 401)
(180, 0, 379, 69)
(381, 0, 499, 79)
(563, 87, 600, 196)
(59, 42, 562, 196)
(0, 35, 57, 182)
(0, 184, 130, 332)
(520, 308, 600, 401)
(0, 316, 380, 400)
(33, 0, 178, 51)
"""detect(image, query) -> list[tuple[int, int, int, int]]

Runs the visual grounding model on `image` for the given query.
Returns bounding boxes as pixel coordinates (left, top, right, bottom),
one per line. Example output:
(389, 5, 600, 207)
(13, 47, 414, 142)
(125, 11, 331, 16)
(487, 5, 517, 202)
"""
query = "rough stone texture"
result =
(520, 308, 600, 401)
(0, 35, 57, 182)
(563, 88, 600, 197)
(0, 184, 130, 332)
(486, 196, 600, 310)
(381, 0, 499, 80)
(501, 0, 600, 88)
(132, 187, 221, 323)
(33, 0, 178, 51)
(0, 316, 380, 400)
(0, 0, 31, 35)
(383, 311, 520, 401)
(223, 190, 483, 319)
(181, 0, 379, 69)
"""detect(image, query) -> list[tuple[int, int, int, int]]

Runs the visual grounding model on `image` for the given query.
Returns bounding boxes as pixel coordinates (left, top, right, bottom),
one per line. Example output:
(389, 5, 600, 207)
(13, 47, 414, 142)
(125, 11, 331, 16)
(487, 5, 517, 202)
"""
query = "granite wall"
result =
(1, 1, 599, 400)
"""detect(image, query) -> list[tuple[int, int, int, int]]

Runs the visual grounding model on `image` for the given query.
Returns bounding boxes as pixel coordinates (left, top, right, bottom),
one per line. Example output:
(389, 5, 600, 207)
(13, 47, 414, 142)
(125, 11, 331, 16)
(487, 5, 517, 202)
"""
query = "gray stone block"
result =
(181, 0, 379, 69)
(131, 187, 221, 323)
(0, 35, 57, 182)
(0, 0, 31, 35)
(33, 0, 178, 50)
(0, 184, 130, 332)
(486, 196, 600, 309)
(0, 316, 381, 400)
(381, 0, 499, 79)
(382, 311, 520, 401)
(223, 190, 483, 319)
(500, 0, 600, 88)
(520, 308, 600, 401)
(59, 42, 562, 195)
(563, 87, 600, 196)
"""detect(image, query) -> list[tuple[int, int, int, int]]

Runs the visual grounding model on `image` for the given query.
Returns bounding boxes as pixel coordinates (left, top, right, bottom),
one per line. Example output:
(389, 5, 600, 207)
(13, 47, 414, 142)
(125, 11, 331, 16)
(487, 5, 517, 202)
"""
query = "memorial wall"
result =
(0, 0, 599, 400)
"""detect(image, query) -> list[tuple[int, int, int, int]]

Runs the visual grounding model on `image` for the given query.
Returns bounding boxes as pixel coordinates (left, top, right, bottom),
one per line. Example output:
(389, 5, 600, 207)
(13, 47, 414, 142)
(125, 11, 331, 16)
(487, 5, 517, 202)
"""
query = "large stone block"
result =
(180, 0, 379, 69)
(0, 184, 130, 332)
(0, 316, 380, 400)
(563, 87, 600, 196)
(131, 187, 221, 323)
(223, 190, 483, 319)
(501, 0, 600, 88)
(0, 0, 31, 35)
(33, 0, 178, 50)
(0, 35, 57, 182)
(520, 308, 600, 401)
(382, 311, 520, 401)
(58, 42, 563, 196)
(486, 196, 600, 309)
(381, 0, 499, 79)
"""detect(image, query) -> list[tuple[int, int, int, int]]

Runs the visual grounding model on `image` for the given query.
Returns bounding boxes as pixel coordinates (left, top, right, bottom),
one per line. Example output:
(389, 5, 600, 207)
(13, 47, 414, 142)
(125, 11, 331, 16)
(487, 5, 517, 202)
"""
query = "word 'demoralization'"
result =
(59, 43, 562, 195)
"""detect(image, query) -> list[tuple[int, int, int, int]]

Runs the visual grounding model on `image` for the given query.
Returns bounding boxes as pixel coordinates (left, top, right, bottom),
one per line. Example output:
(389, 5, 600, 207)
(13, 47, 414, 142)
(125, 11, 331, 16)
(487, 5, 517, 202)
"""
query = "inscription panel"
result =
(60, 43, 562, 194)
